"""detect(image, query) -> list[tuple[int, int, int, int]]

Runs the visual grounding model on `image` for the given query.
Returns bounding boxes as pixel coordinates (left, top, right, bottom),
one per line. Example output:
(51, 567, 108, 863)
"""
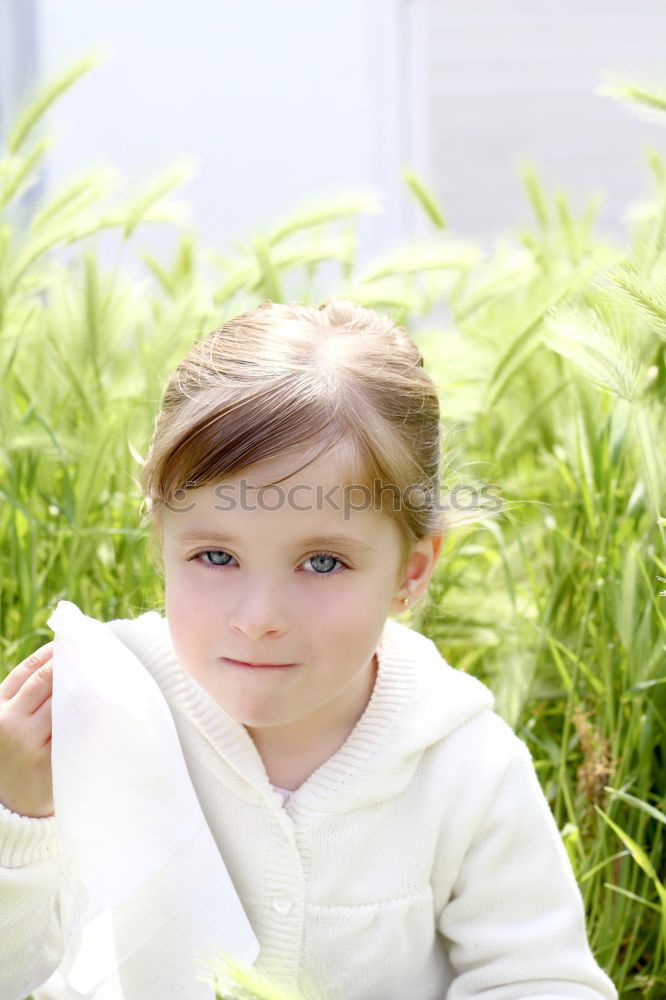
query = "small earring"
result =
(402, 596, 409, 606)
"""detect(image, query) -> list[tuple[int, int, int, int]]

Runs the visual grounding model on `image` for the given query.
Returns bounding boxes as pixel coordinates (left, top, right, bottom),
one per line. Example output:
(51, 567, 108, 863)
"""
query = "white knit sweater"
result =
(0, 611, 618, 1000)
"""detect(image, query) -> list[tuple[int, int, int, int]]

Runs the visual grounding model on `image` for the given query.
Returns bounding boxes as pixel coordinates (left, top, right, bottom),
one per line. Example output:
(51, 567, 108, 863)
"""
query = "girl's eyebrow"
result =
(174, 529, 375, 553)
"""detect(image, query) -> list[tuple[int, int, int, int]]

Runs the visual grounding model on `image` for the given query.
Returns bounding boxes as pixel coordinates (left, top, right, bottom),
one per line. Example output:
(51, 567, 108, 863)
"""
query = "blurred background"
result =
(2, 0, 666, 274)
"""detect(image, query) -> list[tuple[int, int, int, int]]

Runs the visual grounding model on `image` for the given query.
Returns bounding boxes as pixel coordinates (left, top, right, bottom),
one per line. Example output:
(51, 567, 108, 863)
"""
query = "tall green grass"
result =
(2, 59, 663, 998)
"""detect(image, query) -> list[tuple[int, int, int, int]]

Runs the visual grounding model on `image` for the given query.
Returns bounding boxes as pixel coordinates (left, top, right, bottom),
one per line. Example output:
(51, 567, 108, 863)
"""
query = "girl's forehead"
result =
(166, 487, 389, 533)
(159, 445, 395, 538)
(161, 474, 403, 549)
(179, 455, 367, 503)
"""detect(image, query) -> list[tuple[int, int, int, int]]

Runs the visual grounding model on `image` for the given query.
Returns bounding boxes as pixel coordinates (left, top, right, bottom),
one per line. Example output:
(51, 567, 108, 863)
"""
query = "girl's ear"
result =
(391, 533, 444, 613)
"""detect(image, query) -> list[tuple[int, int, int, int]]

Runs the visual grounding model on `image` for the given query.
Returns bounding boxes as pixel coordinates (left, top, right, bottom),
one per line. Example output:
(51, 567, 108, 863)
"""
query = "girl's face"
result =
(159, 446, 411, 758)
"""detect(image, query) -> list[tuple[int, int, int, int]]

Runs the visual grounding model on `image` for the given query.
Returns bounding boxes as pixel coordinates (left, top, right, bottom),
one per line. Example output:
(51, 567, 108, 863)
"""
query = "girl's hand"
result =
(0, 641, 55, 818)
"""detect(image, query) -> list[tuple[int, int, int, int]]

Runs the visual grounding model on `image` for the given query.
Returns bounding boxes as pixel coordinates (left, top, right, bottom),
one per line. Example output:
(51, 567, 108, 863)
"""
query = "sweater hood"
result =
(106, 611, 496, 818)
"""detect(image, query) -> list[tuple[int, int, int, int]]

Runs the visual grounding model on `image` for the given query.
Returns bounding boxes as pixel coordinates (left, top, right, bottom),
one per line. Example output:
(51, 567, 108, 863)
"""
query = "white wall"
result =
(31, 0, 423, 278)
(6, 0, 666, 276)
(0, 0, 43, 231)
(424, 0, 666, 244)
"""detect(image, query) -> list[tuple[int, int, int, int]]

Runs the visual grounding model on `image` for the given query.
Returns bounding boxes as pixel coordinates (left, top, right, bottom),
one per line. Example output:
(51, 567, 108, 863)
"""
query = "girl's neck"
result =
(245, 652, 378, 783)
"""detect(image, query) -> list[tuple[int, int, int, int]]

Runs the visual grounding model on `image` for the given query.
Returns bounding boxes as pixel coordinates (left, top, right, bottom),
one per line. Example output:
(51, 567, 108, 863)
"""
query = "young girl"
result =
(0, 300, 617, 999)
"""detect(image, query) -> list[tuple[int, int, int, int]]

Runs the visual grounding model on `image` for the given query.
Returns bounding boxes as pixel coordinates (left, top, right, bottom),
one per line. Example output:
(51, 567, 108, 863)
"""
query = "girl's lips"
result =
(222, 657, 298, 669)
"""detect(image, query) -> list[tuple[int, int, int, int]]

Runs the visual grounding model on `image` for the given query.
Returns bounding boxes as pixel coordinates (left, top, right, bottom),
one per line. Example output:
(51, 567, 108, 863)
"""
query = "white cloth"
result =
(38, 599, 259, 1000)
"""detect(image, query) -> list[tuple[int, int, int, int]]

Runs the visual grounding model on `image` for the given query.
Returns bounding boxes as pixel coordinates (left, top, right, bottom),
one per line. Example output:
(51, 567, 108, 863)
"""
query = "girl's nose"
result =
(229, 619, 286, 641)
(228, 586, 288, 640)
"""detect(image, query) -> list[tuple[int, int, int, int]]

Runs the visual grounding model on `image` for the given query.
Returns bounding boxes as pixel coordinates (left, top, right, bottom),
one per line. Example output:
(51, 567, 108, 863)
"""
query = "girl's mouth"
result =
(222, 657, 298, 670)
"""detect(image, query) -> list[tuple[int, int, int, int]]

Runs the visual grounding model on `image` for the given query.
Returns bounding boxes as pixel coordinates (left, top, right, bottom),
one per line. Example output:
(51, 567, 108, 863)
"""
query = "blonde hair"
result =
(138, 299, 445, 585)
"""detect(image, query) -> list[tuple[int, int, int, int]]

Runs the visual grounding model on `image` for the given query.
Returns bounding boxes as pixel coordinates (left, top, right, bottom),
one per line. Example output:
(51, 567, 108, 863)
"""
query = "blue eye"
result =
(305, 553, 341, 575)
(196, 550, 232, 568)
(190, 550, 347, 577)
(190, 549, 233, 569)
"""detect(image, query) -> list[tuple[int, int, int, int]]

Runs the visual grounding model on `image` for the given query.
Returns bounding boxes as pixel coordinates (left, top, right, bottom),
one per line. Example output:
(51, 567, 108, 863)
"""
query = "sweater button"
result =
(272, 896, 293, 915)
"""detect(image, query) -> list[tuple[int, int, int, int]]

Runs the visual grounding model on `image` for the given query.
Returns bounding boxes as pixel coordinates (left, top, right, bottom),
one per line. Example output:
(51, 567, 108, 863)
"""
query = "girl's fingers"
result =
(12, 659, 54, 716)
(30, 695, 53, 747)
(0, 641, 55, 701)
